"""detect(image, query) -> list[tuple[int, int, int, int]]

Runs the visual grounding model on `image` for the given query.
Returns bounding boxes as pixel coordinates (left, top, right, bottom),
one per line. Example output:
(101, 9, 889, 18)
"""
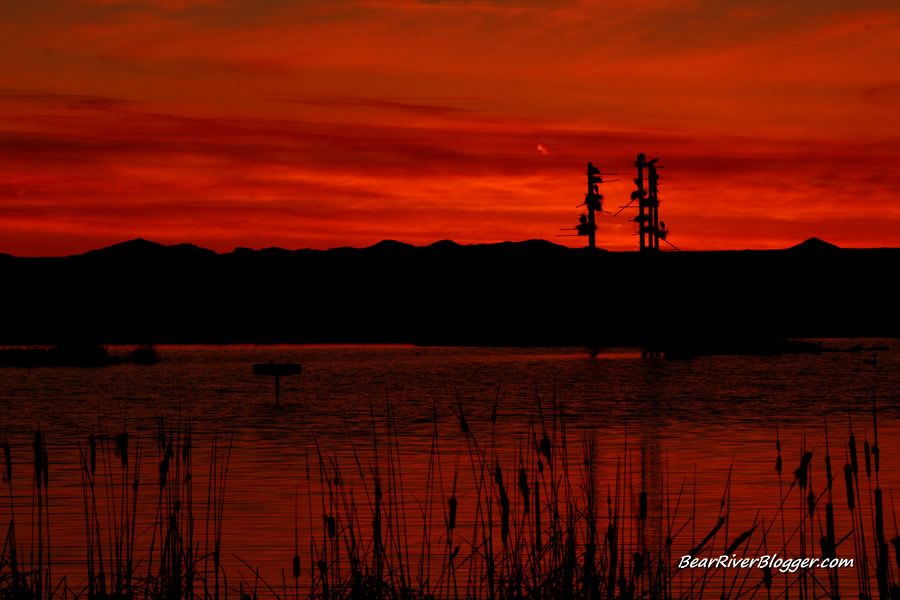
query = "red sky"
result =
(1, 0, 899, 255)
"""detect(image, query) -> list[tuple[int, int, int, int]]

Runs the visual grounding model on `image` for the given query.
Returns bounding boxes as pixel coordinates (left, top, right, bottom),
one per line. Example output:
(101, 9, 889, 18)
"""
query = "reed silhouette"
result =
(1, 398, 895, 600)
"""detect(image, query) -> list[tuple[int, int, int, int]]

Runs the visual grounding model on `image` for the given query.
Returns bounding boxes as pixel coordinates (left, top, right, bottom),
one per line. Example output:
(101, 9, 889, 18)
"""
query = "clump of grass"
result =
(1, 418, 235, 600)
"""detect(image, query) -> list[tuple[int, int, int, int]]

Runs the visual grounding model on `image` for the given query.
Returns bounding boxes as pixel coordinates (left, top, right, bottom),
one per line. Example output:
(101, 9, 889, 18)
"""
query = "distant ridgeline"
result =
(1, 237, 898, 346)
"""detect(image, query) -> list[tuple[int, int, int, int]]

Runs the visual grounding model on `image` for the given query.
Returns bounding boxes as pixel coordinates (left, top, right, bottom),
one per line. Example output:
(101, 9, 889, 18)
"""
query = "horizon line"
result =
(3, 236, 897, 259)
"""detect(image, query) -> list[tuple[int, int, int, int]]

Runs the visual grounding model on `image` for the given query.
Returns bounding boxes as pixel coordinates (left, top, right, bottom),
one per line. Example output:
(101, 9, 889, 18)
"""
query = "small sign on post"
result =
(252, 362, 302, 406)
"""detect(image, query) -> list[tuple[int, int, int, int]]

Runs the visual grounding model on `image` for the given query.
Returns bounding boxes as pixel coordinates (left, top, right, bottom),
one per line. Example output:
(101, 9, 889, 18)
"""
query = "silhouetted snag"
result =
(633, 154, 671, 252)
(562, 162, 611, 248)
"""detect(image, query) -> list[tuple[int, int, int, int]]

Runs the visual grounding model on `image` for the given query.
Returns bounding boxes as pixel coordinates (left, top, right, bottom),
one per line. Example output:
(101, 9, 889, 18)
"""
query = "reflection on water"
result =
(0, 342, 897, 597)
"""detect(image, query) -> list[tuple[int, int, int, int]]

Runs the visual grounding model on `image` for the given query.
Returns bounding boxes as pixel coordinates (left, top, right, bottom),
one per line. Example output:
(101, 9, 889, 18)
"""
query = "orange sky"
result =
(1, 0, 899, 255)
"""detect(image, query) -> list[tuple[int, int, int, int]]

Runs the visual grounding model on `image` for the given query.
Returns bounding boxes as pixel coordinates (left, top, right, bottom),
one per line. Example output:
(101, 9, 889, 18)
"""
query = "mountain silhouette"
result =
(79, 238, 165, 258)
(427, 240, 461, 250)
(368, 239, 415, 251)
(80, 238, 217, 260)
(1, 238, 898, 346)
(791, 237, 841, 252)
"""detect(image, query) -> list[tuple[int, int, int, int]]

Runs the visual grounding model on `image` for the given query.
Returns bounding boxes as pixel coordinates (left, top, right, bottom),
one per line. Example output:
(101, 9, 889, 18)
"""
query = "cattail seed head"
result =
(33, 430, 43, 488)
(458, 414, 469, 434)
(632, 552, 644, 578)
(159, 454, 170, 488)
(89, 433, 96, 476)
(324, 515, 336, 539)
(539, 436, 551, 464)
(447, 495, 457, 532)
(115, 432, 128, 468)
(183, 430, 191, 464)
(725, 528, 755, 555)
(844, 463, 855, 511)
(865, 440, 872, 478)
(455, 402, 469, 435)
(500, 493, 510, 546)
(794, 451, 813, 489)
(2, 442, 11, 483)
(873, 442, 881, 473)
(518, 467, 529, 515)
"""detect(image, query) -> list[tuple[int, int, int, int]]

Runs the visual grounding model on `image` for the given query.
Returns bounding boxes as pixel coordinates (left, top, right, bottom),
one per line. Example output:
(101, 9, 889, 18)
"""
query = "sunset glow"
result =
(2, 0, 899, 255)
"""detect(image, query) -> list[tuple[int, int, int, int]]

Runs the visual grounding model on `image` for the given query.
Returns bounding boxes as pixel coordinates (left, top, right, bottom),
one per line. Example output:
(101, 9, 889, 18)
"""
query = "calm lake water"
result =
(1, 342, 897, 598)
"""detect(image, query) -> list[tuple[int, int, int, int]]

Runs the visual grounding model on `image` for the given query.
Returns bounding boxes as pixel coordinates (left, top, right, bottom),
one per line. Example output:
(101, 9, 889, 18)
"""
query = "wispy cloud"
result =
(279, 96, 473, 117)
(1, 95, 898, 254)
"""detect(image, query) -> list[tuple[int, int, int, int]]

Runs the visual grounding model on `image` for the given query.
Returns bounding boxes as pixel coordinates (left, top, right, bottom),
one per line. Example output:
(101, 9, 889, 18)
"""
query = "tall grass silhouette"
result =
(0, 397, 895, 600)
